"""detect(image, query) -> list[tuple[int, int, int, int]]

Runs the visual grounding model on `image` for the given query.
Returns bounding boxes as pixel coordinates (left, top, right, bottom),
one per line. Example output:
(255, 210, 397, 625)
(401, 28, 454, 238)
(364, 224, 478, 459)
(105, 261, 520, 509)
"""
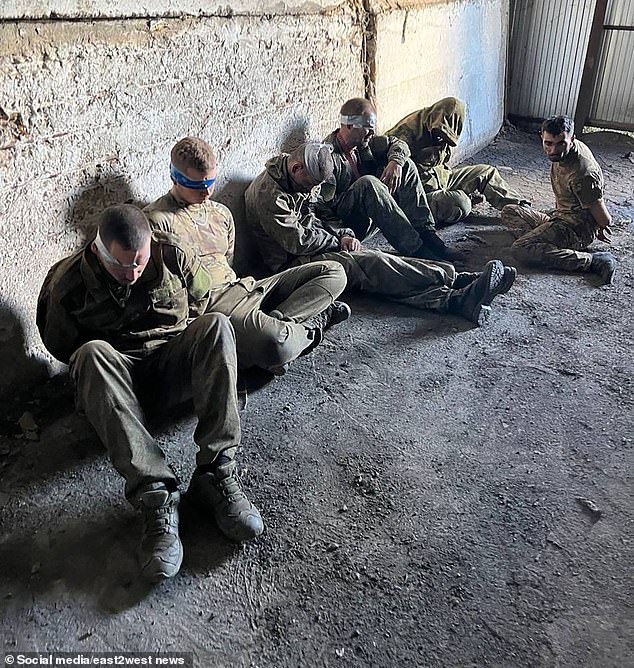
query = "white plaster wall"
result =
(372, 0, 509, 163)
(0, 12, 364, 392)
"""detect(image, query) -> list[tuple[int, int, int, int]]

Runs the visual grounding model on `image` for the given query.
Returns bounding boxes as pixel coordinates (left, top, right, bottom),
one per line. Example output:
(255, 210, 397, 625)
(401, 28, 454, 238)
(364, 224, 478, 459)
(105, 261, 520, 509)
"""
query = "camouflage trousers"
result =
(334, 158, 435, 256)
(425, 164, 524, 224)
(291, 248, 458, 312)
(70, 313, 242, 500)
(502, 204, 595, 271)
(208, 260, 346, 373)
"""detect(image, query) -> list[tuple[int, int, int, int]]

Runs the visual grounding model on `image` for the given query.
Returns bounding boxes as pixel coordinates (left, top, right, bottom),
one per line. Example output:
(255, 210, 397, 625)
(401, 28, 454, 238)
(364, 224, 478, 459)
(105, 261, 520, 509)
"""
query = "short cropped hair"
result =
(340, 97, 376, 116)
(541, 116, 574, 136)
(171, 137, 216, 173)
(99, 205, 151, 251)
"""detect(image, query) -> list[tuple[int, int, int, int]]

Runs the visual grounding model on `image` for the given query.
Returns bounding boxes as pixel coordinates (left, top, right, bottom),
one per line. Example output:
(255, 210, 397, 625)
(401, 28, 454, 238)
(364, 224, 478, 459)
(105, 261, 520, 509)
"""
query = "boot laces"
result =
(216, 473, 247, 503)
(144, 501, 177, 536)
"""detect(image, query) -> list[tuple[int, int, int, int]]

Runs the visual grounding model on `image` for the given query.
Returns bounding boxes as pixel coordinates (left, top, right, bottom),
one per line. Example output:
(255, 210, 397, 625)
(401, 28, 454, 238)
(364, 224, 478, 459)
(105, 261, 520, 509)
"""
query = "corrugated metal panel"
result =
(508, 0, 596, 119)
(589, 31, 634, 127)
(605, 0, 634, 25)
(589, 0, 634, 129)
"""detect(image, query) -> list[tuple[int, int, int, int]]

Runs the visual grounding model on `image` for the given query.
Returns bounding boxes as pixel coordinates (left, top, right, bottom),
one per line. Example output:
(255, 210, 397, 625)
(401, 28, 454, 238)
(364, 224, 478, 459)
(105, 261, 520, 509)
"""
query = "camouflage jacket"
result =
(37, 231, 212, 364)
(145, 194, 239, 287)
(320, 129, 411, 206)
(244, 155, 355, 272)
(387, 97, 465, 191)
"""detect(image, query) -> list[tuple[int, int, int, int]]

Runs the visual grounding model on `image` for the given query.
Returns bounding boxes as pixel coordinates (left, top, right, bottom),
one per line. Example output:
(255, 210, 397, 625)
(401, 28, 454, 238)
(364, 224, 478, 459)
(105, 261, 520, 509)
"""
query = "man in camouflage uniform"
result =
(387, 97, 526, 224)
(144, 137, 349, 377)
(245, 142, 517, 327)
(37, 205, 263, 583)
(319, 97, 463, 261)
(501, 115, 617, 283)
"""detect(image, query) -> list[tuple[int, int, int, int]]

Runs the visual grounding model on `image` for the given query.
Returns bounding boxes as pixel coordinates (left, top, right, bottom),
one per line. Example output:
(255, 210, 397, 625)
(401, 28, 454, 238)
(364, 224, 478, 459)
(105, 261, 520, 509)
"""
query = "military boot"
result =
(137, 482, 183, 582)
(415, 228, 465, 262)
(448, 260, 516, 325)
(188, 457, 264, 542)
(590, 252, 617, 285)
(305, 300, 351, 334)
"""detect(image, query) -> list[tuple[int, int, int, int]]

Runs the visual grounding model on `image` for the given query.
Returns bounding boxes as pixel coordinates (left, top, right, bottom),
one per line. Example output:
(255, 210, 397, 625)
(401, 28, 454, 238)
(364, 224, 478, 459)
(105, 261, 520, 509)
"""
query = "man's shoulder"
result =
(573, 140, 602, 172)
(207, 200, 234, 227)
(42, 249, 85, 295)
(144, 193, 179, 231)
(144, 192, 176, 215)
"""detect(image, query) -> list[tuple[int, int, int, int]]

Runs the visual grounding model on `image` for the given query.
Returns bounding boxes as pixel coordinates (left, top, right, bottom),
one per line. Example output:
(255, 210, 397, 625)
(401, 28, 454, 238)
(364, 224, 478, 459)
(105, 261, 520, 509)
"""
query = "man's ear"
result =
(90, 242, 98, 255)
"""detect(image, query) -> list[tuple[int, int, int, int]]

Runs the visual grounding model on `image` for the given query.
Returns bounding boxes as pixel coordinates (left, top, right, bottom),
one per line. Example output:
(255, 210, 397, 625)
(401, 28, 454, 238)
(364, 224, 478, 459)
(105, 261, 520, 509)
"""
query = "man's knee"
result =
(430, 190, 471, 223)
(70, 340, 119, 371)
(317, 260, 348, 293)
(188, 312, 235, 344)
(352, 175, 390, 199)
(247, 323, 303, 371)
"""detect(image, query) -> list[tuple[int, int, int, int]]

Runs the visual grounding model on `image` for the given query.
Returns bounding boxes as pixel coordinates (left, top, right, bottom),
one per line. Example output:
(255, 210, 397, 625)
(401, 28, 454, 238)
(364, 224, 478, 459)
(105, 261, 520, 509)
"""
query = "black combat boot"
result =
(305, 300, 352, 333)
(415, 228, 465, 262)
(448, 260, 516, 325)
(589, 252, 617, 285)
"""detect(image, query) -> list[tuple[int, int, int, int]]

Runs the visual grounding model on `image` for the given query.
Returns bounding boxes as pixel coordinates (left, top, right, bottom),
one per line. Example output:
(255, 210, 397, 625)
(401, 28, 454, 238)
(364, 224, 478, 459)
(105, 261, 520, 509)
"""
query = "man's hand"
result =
(340, 235, 361, 252)
(596, 224, 612, 242)
(380, 161, 402, 194)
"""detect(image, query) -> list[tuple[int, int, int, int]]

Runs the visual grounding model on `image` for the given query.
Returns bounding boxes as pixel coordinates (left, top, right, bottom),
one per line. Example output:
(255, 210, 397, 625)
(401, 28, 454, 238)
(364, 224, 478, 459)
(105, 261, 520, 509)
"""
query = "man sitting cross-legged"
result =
(244, 142, 517, 327)
(501, 115, 617, 284)
(144, 136, 350, 378)
(37, 205, 263, 583)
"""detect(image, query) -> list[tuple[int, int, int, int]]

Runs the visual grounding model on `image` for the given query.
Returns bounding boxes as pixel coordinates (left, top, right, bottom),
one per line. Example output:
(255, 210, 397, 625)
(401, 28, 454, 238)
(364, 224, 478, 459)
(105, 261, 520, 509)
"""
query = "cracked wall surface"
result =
(0, 0, 508, 396)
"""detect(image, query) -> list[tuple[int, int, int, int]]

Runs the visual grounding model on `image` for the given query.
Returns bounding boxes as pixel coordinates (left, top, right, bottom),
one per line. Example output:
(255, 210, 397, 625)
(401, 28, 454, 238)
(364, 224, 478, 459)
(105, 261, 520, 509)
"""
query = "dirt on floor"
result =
(1, 128, 633, 668)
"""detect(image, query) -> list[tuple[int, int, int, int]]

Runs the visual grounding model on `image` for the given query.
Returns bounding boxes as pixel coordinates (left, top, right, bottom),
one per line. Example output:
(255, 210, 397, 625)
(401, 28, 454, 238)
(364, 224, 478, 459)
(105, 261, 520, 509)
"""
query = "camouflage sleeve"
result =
(571, 172, 604, 208)
(146, 209, 174, 234)
(370, 134, 410, 166)
(36, 266, 83, 365)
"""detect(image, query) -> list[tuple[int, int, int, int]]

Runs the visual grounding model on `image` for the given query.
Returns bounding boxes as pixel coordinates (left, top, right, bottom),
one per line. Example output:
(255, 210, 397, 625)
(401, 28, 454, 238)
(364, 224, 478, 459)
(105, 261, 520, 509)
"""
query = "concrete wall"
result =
(372, 0, 509, 162)
(0, 0, 509, 397)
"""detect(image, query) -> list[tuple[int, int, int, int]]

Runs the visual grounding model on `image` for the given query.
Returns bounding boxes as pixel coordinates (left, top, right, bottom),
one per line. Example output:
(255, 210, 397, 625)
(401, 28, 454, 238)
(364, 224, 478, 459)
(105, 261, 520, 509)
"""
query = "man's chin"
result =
(547, 155, 563, 162)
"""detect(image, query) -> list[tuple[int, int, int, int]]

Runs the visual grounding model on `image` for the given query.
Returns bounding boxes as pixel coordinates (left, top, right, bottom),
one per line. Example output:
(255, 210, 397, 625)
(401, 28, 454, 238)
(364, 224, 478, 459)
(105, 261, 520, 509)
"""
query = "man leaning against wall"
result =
(144, 137, 350, 378)
(37, 205, 263, 583)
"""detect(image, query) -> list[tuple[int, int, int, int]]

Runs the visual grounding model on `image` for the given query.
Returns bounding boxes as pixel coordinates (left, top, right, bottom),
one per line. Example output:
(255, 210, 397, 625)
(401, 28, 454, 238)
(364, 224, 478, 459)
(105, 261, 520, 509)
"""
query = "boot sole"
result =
(484, 265, 517, 305)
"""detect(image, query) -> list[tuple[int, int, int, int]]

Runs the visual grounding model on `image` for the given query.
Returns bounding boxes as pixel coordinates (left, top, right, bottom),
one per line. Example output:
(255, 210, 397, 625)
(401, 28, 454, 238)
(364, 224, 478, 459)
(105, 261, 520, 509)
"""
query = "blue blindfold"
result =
(170, 163, 216, 190)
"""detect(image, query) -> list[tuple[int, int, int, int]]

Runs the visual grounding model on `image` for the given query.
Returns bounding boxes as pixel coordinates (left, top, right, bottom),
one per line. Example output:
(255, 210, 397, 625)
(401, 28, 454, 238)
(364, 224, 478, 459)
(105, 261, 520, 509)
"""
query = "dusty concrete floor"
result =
(1, 128, 633, 667)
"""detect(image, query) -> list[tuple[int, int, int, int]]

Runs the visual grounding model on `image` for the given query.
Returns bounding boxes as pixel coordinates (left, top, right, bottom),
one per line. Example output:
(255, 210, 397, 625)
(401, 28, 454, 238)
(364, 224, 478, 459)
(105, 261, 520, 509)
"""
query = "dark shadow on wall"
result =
(61, 175, 138, 244)
(214, 178, 268, 279)
(0, 299, 50, 412)
(217, 119, 312, 279)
